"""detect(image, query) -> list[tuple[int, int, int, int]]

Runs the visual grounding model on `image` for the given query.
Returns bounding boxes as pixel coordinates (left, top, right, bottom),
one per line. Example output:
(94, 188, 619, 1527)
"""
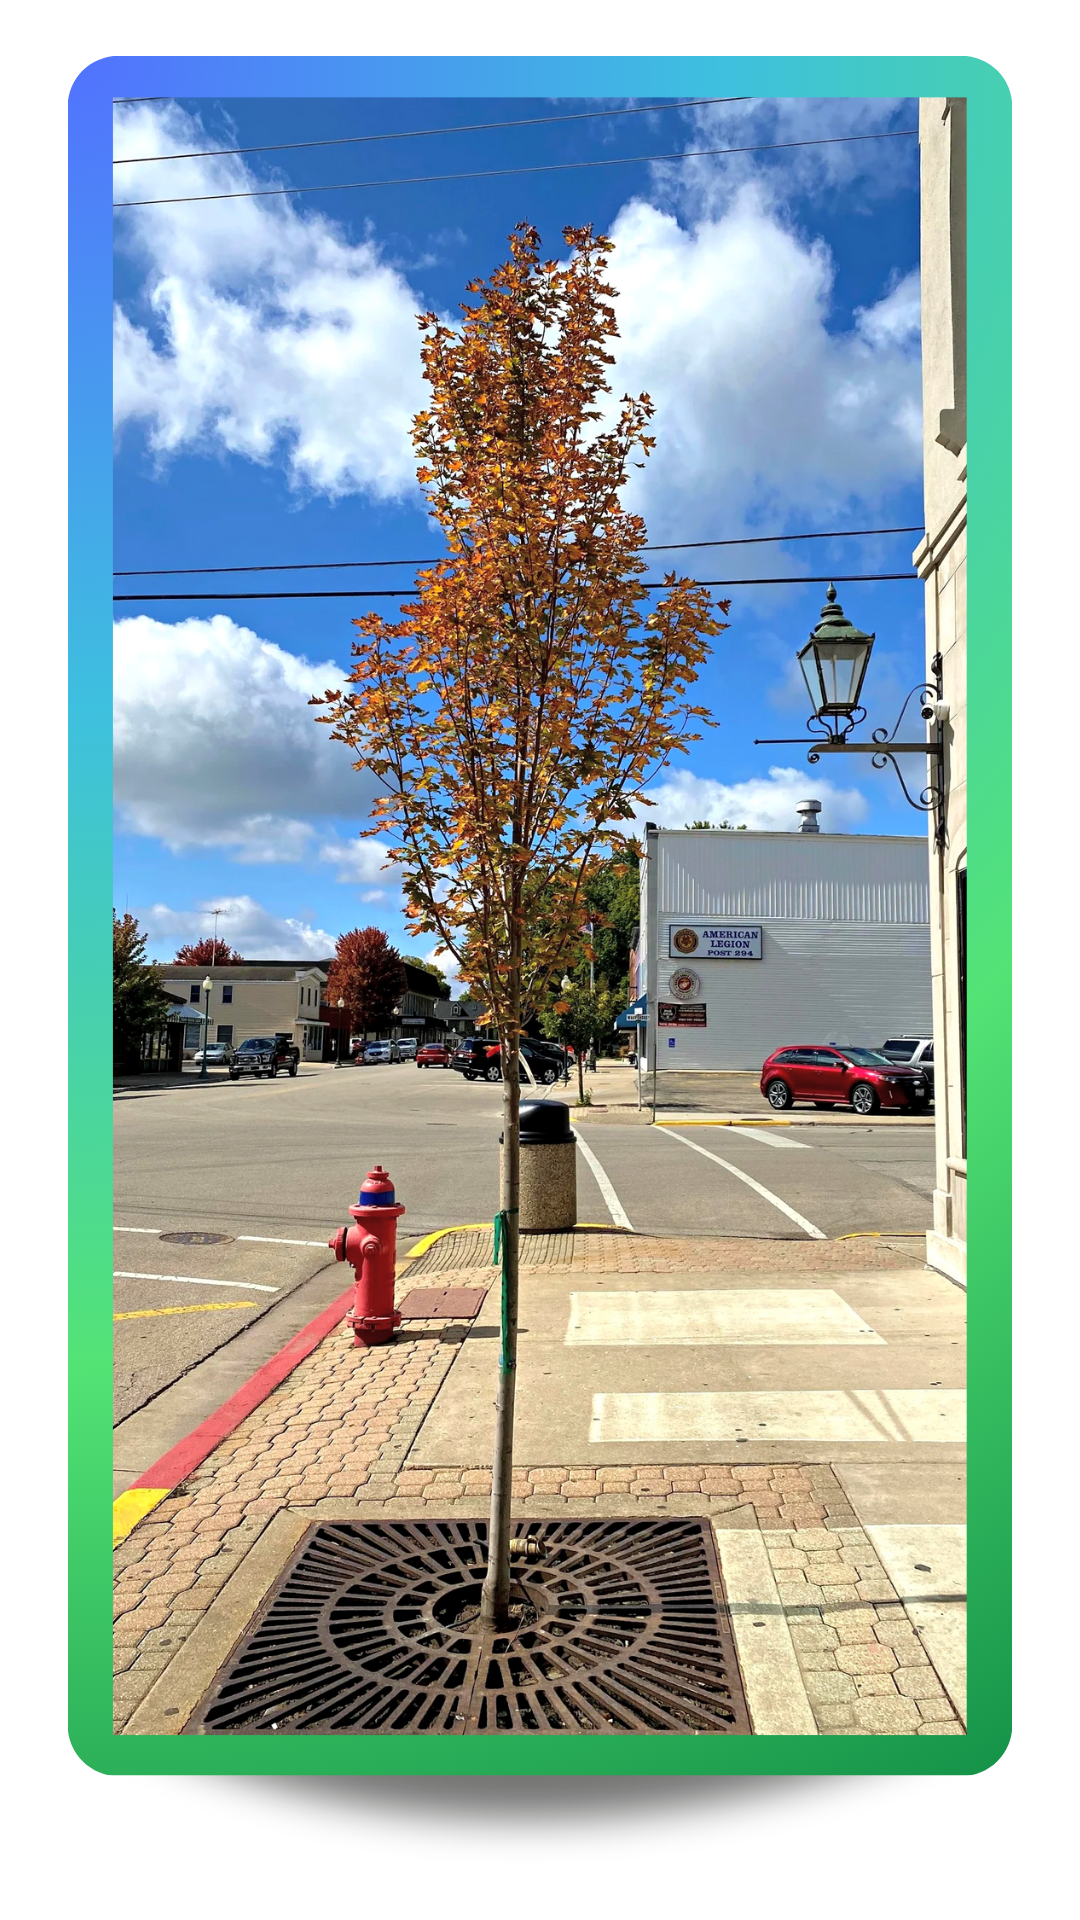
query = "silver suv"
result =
(880, 1036, 934, 1101)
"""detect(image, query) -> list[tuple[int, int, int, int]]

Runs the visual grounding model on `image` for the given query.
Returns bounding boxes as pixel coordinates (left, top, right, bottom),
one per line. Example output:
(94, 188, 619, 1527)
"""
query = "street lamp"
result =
(199, 975, 212, 1078)
(334, 997, 347, 1067)
(559, 976, 573, 1083)
(755, 584, 947, 848)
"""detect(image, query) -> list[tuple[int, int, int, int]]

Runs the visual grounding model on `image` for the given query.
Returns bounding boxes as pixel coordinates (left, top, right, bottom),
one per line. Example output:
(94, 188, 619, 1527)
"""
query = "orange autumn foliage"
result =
(314, 223, 728, 1038)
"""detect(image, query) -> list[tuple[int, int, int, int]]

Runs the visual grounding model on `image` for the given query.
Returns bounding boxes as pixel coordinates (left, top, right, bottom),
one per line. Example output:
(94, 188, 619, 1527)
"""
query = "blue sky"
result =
(113, 91, 925, 977)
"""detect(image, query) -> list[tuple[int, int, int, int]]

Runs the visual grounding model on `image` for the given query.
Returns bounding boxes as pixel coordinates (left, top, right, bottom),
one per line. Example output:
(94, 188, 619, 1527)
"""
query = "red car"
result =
(416, 1043, 452, 1069)
(760, 1045, 931, 1116)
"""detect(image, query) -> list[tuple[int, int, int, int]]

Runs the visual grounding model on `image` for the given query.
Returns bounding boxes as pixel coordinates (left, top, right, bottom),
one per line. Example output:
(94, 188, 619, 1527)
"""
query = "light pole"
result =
(199, 975, 212, 1078)
(754, 584, 947, 848)
(335, 997, 347, 1066)
(560, 975, 573, 1083)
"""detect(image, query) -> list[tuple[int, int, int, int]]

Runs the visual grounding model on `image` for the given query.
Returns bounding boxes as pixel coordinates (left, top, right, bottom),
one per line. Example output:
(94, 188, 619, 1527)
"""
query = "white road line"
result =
(590, 1389, 967, 1445)
(659, 1128, 826, 1238)
(566, 1289, 883, 1346)
(113, 1271, 280, 1294)
(113, 1226, 328, 1248)
(722, 1126, 811, 1150)
(237, 1235, 330, 1248)
(572, 1129, 634, 1232)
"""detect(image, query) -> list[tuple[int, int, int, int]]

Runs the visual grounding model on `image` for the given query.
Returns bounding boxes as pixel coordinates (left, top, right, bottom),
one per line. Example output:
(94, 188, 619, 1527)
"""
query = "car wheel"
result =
(766, 1078, 793, 1110)
(851, 1083, 879, 1115)
(541, 1067, 557, 1084)
(289, 1062, 297, 1076)
(269, 1064, 278, 1078)
(485, 1064, 502, 1082)
(229, 1069, 239, 1080)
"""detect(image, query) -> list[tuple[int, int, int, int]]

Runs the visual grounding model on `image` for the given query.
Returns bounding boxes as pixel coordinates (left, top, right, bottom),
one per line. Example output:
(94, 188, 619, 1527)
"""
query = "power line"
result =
(114, 527, 924, 579)
(114, 573, 917, 603)
(114, 128, 917, 210)
(114, 95, 753, 164)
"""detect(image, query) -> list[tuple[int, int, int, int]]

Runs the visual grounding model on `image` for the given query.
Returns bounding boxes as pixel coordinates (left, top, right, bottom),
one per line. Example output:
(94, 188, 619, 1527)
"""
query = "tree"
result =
(174, 936, 246, 965)
(326, 927, 406, 1035)
(314, 224, 726, 1624)
(684, 819, 746, 830)
(114, 912, 171, 1069)
(411, 958, 451, 996)
(582, 848, 641, 1004)
(540, 982, 616, 1102)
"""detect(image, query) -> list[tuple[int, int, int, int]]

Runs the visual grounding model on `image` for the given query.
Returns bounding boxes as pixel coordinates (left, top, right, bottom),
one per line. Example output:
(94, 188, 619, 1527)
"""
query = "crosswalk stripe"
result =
(658, 1128, 826, 1237)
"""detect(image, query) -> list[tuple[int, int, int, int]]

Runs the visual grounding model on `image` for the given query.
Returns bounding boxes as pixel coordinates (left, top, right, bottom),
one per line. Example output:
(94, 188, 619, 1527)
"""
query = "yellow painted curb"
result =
(406, 1223, 491, 1258)
(114, 1301, 258, 1321)
(113, 1487, 169, 1547)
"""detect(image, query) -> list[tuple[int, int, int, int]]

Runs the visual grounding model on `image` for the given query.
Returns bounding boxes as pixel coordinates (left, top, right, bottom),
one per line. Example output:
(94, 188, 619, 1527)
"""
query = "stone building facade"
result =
(914, 97, 967, 1286)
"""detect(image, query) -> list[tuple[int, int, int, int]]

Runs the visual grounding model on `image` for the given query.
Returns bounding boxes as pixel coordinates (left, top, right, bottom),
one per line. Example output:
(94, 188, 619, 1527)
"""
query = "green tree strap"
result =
(493, 1208, 518, 1374)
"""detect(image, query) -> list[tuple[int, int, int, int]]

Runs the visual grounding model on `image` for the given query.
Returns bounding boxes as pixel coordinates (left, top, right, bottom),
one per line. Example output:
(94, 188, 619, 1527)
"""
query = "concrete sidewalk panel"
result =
(714, 1528, 817, 1735)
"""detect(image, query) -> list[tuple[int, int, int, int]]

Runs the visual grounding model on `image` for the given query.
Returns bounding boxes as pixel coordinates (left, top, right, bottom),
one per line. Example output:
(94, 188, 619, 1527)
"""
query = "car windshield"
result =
(836, 1048, 895, 1067)
(239, 1038, 272, 1051)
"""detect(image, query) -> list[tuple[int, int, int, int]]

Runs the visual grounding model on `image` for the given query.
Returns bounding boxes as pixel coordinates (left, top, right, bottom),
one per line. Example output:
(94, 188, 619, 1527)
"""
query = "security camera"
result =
(921, 699, 950, 725)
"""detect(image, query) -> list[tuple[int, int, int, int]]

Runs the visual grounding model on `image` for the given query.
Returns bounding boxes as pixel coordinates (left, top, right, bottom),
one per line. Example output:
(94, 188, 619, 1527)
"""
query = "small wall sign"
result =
(668, 924, 762, 960)
(658, 1003, 707, 1026)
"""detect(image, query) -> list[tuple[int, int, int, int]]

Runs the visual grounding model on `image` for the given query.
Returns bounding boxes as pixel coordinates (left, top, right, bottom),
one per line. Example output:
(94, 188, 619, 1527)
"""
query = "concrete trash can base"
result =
(520, 1139, 577, 1232)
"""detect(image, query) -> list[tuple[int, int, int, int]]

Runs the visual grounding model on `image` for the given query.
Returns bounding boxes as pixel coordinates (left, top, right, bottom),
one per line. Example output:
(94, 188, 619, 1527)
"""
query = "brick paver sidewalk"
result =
(113, 1233, 963, 1738)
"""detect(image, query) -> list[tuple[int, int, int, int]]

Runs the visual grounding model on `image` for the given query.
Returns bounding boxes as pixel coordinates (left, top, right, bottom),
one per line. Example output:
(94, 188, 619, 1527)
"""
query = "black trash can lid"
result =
(518, 1099, 573, 1145)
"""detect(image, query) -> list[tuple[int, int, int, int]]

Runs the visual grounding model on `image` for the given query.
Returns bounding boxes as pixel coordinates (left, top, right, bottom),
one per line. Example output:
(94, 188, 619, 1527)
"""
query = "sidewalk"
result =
(566, 1062, 935, 1125)
(113, 1229, 965, 1740)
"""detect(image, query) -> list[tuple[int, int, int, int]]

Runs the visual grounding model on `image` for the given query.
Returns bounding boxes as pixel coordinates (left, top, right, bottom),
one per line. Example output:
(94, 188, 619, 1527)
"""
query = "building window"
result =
(222, 984, 233, 1004)
(217, 1024, 233, 1044)
(189, 983, 200, 1002)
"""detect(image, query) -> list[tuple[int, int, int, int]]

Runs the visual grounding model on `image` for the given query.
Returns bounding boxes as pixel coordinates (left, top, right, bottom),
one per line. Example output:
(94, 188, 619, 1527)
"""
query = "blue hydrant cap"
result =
(357, 1164, 396, 1206)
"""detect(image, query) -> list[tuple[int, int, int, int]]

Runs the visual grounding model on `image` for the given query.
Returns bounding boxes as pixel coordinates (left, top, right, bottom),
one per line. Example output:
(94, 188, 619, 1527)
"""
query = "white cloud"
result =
(657, 96, 918, 219)
(140, 895, 335, 962)
(319, 836, 400, 886)
(113, 102, 430, 499)
(113, 613, 373, 854)
(607, 188, 921, 545)
(634, 765, 871, 834)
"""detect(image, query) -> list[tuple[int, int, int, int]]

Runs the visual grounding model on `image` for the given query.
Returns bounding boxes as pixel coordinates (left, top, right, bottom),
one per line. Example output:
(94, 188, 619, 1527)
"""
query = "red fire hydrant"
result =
(329, 1164, 404, 1347)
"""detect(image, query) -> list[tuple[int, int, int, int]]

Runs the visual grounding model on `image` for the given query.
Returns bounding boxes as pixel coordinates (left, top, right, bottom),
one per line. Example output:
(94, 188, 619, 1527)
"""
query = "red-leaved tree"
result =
(174, 938, 246, 965)
(326, 928, 406, 1035)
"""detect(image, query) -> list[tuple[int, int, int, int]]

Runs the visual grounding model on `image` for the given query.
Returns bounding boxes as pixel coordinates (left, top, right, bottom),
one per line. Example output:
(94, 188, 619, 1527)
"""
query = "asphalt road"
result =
(113, 1064, 933, 1426)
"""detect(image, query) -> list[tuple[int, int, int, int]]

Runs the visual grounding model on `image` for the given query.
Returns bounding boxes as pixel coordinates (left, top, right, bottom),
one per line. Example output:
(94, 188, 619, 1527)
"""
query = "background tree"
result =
(683, 818, 747, 830)
(540, 982, 616, 1101)
(114, 912, 171, 1069)
(174, 936, 246, 965)
(411, 958, 451, 996)
(315, 223, 726, 1624)
(326, 927, 407, 1036)
(582, 848, 641, 1006)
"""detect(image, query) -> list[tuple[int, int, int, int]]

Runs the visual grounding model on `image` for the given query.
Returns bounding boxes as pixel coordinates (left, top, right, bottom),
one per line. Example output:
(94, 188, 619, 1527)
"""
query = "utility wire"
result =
(114, 95, 753, 164)
(114, 128, 917, 209)
(114, 527, 924, 579)
(114, 573, 917, 603)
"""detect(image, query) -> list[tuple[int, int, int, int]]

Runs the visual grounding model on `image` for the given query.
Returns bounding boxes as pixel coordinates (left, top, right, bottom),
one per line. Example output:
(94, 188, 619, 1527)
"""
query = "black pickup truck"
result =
(229, 1035, 300, 1079)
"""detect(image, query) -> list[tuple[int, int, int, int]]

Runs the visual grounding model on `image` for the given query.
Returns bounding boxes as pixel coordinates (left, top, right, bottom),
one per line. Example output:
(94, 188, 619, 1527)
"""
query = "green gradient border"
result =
(72, 53, 1010, 1776)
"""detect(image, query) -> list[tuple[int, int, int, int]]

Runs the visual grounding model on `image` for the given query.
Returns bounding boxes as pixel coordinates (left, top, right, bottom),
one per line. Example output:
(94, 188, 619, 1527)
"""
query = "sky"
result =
(113, 90, 926, 984)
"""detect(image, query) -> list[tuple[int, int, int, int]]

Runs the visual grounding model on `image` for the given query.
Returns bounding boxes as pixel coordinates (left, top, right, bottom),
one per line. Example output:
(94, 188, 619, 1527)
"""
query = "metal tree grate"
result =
(187, 1519, 751, 1737)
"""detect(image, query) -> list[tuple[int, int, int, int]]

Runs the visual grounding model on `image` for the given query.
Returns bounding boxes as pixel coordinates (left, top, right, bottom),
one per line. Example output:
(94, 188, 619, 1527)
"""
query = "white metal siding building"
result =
(639, 828, 931, 1071)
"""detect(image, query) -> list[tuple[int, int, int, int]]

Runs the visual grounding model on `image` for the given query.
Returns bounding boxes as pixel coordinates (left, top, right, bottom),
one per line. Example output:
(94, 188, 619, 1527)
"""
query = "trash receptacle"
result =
(517, 1100, 577, 1232)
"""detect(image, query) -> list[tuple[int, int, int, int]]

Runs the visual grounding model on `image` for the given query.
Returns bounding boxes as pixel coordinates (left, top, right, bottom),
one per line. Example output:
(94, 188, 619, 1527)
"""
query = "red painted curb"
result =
(129, 1287, 354, 1493)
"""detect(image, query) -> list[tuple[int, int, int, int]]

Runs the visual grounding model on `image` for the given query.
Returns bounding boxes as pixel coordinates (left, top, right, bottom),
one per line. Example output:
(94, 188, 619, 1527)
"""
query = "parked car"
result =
(759, 1044, 931, 1115)
(451, 1037, 564, 1084)
(880, 1036, 935, 1101)
(191, 1041, 234, 1066)
(361, 1040, 399, 1065)
(416, 1043, 453, 1069)
(229, 1035, 300, 1079)
(395, 1037, 419, 1061)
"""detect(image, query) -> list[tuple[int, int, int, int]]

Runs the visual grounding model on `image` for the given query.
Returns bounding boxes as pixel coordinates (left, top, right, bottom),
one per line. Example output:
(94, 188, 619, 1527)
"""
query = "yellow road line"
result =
(113, 1487, 169, 1546)
(113, 1300, 258, 1321)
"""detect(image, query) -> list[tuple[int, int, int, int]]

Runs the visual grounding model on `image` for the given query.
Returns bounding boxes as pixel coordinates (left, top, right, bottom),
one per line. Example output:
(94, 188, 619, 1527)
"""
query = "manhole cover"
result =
(159, 1231, 232, 1246)
(187, 1519, 750, 1737)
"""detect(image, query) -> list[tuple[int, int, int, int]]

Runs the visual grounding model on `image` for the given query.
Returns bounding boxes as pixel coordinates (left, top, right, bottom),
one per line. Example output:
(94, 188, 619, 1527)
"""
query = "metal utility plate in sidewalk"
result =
(185, 1518, 751, 1736)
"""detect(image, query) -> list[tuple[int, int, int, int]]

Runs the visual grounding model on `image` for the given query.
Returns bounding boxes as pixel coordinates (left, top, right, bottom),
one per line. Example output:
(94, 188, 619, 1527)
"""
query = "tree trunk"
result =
(481, 986, 521, 1627)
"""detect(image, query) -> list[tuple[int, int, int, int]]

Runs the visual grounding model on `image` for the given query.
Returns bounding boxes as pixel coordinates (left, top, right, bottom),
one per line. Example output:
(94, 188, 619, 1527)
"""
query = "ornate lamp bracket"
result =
(755, 653, 947, 850)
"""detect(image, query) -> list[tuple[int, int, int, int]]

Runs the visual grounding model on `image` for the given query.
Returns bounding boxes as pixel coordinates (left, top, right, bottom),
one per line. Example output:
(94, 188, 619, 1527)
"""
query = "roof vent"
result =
(796, 799, 822, 833)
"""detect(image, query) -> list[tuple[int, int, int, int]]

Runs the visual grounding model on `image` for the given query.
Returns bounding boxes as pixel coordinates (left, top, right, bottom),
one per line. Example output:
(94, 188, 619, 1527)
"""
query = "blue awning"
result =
(614, 997, 646, 1031)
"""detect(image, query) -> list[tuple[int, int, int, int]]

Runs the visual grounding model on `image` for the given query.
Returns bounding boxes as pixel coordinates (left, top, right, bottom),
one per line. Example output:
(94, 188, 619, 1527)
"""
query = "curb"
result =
(112, 1285, 354, 1548)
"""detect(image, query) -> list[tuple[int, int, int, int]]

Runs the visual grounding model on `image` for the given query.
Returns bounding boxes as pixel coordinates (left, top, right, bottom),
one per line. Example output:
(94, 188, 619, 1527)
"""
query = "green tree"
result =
(114, 912, 171, 1070)
(540, 982, 617, 1103)
(411, 958, 451, 996)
